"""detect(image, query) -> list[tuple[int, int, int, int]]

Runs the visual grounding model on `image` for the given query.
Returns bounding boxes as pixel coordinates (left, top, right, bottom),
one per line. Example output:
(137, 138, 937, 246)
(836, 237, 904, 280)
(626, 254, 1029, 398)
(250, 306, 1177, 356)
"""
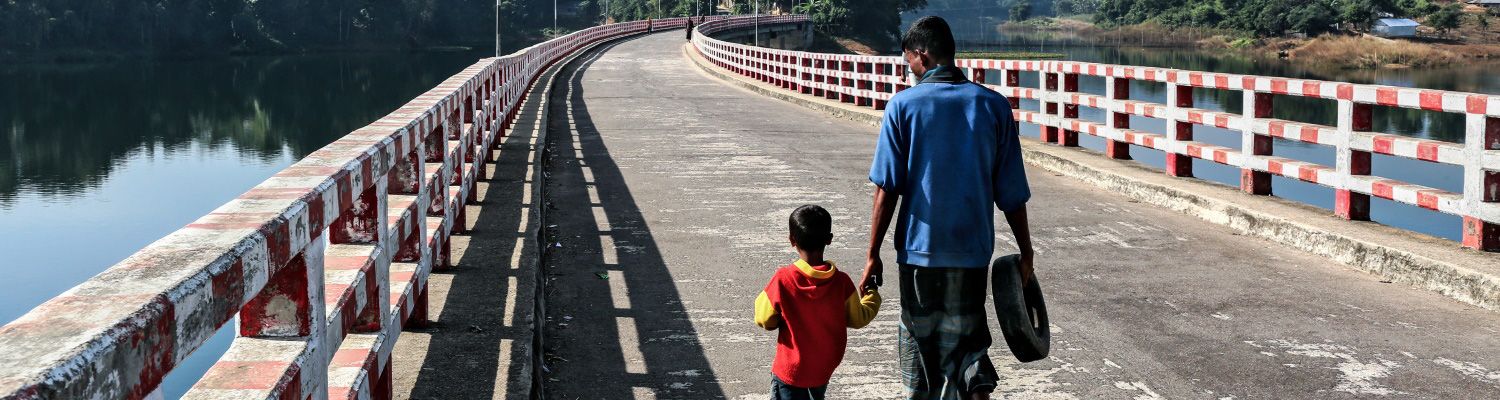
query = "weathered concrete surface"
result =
(533, 31, 1500, 399)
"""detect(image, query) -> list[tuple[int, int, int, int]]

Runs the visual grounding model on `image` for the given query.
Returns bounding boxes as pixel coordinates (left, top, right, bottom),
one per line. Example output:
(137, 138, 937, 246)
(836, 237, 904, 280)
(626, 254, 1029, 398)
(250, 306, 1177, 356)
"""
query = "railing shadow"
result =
(539, 35, 729, 399)
(398, 72, 542, 399)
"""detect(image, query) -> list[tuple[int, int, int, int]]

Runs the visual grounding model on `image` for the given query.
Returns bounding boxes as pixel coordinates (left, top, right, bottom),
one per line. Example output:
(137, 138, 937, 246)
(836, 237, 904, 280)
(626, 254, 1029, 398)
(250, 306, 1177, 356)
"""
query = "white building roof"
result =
(1376, 18, 1421, 27)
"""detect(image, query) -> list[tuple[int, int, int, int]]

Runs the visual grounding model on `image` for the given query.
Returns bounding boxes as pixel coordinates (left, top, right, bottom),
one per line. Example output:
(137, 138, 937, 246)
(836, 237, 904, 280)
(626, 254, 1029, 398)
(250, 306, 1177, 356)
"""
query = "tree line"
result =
(0, 0, 574, 57)
(1093, 0, 1461, 36)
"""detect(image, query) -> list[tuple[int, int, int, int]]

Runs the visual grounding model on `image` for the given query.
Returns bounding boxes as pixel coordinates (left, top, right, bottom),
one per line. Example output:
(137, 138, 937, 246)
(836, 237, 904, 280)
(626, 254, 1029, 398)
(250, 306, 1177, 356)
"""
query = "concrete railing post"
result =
(1165, 81, 1193, 177)
(1004, 69, 1021, 110)
(895, 63, 910, 95)
(1241, 90, 1274, 194)
(828, 59, 840, 100)
(1106, 76, 1131, 159)
(1336, 99, 1373, 220)
(1042, 71, 1059, 143)
(840, 61, 854, 104)
(1060, 72, 1080, 147)
(239, 239, 331, 398)
(1463, 113, 1500, 250)
(792, 54, 803, 92)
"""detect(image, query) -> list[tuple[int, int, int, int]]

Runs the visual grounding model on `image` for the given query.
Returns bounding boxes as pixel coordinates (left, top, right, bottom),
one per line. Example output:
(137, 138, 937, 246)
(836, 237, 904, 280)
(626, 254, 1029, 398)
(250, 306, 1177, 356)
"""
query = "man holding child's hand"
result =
(861, 16, 1037, 400)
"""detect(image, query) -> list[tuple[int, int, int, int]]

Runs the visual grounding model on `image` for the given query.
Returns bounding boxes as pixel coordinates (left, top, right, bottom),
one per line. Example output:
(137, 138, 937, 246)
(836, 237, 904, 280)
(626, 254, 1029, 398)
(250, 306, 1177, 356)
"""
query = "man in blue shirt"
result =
(860, 16, 1036, 400)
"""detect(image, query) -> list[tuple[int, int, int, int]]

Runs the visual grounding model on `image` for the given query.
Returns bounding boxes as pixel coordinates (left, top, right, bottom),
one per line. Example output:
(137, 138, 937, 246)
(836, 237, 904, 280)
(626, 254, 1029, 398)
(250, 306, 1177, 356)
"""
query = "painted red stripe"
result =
(1376, 88, 1399, 106)
(1417, 191, 1440, 210)
(1372, 136, 1396, 155)
(275, 166, 342, 178)
(1469, 94, 1491, 115)
(1372, 181, 1395, 199)
(1416, 143, 1440, 161)
(1187, 145, 1203, 158)
(1269, 160, 1285, 175)
(1243, 76, 1259, 91)
(1299, 166, 1320, 183)
(1269, 121, 1286, 137)
(1420, 91, 1444, 111)
(1215, 75, 1229, 89)
(1303, 82, 1320, 97)
(326, 255, 372, 271)
(1300, 126, 1320, 143)
(195, 361, 298, 390)
(1190, 72, 1203, 87)
(1271, 79, 1288, 94)
(1213, 151, 1228, 164)
(239, 188, 313, 200)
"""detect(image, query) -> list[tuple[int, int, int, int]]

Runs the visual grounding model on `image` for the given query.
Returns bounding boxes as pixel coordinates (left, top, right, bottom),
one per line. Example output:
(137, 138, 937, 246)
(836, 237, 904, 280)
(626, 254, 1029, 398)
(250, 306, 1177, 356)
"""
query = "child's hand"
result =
(860, 256, 884, 291)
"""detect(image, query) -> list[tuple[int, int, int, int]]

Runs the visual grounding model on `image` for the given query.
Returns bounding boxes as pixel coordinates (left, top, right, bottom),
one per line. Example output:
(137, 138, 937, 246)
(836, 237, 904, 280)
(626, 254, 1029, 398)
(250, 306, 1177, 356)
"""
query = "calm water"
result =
(0, 48, 493, 397)
(965, 34, 1500, 241)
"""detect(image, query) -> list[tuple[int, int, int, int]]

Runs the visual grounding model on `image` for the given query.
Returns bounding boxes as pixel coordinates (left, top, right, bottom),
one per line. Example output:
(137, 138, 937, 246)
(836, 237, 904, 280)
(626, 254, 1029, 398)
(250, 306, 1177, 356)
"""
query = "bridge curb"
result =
(681, 42, 1500, 312)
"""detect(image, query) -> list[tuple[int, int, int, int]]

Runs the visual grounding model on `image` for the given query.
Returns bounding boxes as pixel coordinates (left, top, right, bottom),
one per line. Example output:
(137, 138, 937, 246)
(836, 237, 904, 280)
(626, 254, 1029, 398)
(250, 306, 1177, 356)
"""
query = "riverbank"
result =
(998, 15, 1500, 70)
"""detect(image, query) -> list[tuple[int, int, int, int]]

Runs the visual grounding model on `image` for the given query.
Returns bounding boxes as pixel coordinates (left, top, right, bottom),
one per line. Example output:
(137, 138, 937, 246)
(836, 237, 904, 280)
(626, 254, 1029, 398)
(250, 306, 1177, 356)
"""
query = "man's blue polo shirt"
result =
(869, 65, 1029, 268)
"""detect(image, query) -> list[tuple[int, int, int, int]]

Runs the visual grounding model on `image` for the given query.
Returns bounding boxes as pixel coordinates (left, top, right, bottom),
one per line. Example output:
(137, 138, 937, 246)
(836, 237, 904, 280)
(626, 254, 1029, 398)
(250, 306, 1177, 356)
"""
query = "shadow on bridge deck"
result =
(390, 73, 540, 398)
(537, 37, 728, 398)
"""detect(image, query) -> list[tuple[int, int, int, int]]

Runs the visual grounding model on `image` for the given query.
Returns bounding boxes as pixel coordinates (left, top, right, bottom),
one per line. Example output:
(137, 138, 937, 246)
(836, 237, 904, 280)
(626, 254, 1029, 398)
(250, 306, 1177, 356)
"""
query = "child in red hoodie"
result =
(755, 204, 882, 399)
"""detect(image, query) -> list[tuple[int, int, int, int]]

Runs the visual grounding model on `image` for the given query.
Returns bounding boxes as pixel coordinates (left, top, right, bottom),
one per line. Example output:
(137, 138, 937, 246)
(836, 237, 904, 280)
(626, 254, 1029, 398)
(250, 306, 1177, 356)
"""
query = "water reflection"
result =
(0, 51, 490, 206)
(969, 35, 1498, 241)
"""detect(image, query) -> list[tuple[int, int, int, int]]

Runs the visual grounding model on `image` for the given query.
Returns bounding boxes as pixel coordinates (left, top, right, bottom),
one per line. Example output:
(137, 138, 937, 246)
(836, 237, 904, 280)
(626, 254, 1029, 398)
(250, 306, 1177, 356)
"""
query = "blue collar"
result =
(919, 65, 968, 84)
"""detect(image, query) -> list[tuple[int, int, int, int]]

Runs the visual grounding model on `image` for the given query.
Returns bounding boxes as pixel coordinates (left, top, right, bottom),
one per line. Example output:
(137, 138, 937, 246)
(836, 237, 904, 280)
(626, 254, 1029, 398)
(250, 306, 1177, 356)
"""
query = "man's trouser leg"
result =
(899, 264, 999, 399)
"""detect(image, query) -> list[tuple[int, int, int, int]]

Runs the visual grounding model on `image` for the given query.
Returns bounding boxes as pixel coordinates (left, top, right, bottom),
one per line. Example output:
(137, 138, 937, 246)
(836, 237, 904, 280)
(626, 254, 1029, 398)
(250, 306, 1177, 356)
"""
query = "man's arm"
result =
(1002, 206, 1035, 284)
(861, 186, 898, 291)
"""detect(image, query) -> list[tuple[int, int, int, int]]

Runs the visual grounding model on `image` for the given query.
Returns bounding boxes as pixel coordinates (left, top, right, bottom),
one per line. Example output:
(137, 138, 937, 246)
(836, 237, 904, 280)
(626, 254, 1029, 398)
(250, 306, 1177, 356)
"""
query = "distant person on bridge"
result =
(860, 16, 1035, 400)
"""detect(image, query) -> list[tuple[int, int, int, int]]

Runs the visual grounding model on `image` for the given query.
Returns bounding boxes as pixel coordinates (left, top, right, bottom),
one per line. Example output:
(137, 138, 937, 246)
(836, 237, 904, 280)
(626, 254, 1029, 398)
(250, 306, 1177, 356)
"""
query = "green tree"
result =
(1288, 1, 1337, 35)
(1426, 3, 1463, 37)
(1010, 0, 1033, 22)
(1341, 0, 1377, 30)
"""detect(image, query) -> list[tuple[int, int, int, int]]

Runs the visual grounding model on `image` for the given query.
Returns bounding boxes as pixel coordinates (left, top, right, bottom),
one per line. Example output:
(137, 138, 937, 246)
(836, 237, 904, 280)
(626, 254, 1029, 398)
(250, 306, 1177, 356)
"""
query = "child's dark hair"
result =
(789, 204, 832, 252)
(901, 16, 956, 63)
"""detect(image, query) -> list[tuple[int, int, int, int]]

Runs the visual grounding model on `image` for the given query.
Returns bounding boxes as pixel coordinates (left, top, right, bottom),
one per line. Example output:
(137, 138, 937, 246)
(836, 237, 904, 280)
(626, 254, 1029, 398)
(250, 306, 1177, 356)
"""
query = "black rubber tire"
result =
(992, 254, 1050, 362)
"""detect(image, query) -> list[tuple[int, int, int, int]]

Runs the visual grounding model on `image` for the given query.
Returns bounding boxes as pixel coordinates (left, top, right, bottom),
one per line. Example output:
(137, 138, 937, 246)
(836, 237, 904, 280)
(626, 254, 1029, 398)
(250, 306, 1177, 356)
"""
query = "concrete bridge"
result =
(2, 15, 1500, 400)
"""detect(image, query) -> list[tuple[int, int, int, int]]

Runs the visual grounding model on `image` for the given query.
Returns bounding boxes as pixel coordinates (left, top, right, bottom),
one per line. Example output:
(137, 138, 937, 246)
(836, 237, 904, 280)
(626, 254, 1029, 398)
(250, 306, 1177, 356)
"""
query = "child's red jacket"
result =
(754, 260, 882, 387)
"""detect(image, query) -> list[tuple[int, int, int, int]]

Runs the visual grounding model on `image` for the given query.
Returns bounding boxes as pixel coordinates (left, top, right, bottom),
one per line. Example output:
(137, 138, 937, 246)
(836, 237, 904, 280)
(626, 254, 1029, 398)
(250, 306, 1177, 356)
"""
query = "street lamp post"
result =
(495, 0, 502, 56)
(504, 0, 510, 56)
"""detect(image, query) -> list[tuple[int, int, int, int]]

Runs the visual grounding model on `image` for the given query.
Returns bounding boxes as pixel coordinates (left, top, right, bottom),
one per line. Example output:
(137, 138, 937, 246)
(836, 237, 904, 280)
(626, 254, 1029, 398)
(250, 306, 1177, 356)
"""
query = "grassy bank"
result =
(1284, 35, 1461, 69)
(997, 15, 1500, 70)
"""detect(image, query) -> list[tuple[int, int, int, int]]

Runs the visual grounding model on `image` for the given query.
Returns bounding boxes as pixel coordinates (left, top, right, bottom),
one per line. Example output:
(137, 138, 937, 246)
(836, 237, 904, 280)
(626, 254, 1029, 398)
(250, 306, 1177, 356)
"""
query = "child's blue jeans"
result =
(771, 376, 827, 400)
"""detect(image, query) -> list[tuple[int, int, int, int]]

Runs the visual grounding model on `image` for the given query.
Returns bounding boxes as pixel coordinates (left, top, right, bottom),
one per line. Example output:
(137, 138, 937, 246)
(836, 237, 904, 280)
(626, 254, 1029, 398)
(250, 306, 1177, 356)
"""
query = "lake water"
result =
(963, 33, 1500, 242)
(0, 48, 494, 397)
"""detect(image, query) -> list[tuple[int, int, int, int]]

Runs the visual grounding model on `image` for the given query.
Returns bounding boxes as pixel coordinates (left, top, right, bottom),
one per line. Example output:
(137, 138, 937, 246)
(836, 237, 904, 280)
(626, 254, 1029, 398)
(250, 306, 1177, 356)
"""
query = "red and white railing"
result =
(0, 15, 749, 400)
(694, 21, 1500, 251)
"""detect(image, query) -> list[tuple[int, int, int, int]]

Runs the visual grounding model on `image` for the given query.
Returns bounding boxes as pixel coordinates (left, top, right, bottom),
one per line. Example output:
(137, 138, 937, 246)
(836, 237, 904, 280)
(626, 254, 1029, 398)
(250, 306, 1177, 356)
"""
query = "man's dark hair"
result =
(901, 16, 956, 63)
(789, 204, 833, 252)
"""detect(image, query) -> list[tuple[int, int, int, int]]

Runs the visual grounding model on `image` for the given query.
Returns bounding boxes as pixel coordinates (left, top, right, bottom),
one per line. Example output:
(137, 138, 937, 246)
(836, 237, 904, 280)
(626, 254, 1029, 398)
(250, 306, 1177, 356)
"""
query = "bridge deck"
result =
(400, 31, 1500, 399)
